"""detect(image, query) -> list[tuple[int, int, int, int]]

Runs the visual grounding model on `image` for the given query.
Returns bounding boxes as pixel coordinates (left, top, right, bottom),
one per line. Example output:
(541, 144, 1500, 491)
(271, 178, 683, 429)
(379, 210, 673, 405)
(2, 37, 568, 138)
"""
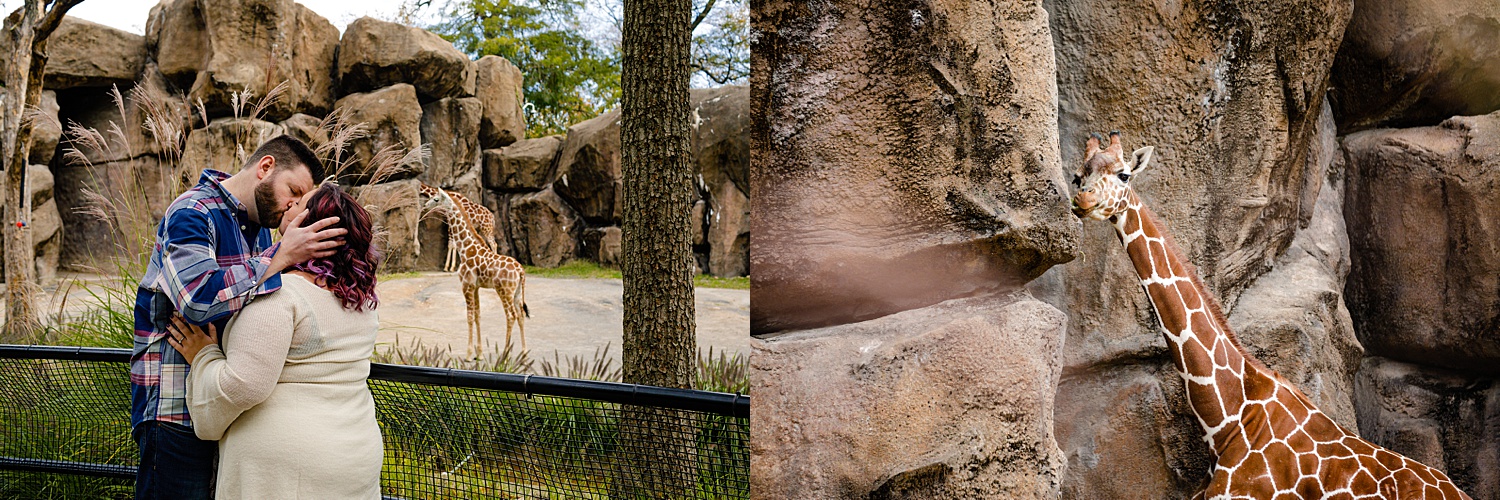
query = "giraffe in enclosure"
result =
(418, 182, 498, 272)
(1070, 131, 1471, 500)
(423, 189, 529, 358)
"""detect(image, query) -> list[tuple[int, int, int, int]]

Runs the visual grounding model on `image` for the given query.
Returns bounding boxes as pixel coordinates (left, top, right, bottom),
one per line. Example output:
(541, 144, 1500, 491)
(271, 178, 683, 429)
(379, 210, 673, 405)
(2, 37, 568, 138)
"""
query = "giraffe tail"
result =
(520, 274, 530, 318)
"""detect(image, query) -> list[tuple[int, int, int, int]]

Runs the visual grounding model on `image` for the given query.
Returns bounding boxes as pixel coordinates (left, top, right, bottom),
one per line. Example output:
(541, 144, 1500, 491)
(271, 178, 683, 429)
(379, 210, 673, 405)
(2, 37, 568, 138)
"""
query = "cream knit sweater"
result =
(186, 274, 382, 499)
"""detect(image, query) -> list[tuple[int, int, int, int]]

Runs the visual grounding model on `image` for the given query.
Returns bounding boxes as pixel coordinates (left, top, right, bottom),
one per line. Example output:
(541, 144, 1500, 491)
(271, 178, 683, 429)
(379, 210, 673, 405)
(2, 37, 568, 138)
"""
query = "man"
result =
(130, 135, 347, 499)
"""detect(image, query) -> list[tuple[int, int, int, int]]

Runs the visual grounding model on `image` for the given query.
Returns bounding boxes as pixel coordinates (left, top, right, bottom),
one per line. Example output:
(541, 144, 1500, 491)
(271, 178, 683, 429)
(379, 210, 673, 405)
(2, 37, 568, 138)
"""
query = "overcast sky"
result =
(0, 0, 435, 35)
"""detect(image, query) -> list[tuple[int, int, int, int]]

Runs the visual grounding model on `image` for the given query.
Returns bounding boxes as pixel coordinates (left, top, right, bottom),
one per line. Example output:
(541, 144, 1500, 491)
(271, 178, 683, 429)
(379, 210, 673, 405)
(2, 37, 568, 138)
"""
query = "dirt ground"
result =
(372, 272, 750, 362)
(18, 272, 750, 364)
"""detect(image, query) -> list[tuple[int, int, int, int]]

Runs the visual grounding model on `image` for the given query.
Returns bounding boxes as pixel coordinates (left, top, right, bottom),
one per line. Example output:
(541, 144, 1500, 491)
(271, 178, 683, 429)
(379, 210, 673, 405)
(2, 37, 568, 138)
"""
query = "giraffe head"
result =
(1070, 131, 1154, 221)
(422, 188, 458, 215)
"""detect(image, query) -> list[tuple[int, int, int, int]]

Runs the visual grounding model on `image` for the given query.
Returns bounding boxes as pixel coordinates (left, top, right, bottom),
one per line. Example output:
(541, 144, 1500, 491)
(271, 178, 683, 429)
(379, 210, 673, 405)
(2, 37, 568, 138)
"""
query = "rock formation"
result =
(750, 0, 1073, 496)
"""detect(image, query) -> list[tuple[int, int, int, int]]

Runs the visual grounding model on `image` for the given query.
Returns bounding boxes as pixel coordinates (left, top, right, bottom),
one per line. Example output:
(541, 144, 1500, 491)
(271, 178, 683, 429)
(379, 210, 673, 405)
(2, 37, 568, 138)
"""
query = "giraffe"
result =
(423, 189, 529, 358)
(1070, 131, 1472, 500)
(418, 182, 498, 272)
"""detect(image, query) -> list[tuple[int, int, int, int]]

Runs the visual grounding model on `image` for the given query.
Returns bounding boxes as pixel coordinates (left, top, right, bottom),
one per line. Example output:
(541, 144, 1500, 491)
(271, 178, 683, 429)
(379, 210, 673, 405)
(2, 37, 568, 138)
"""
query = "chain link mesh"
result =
(0, 348, 748, 499)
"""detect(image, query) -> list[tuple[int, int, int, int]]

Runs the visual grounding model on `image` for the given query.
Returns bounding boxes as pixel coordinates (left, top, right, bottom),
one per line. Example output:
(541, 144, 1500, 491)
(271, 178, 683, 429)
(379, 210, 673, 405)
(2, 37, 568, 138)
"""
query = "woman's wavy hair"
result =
(290, 182, 380, 311)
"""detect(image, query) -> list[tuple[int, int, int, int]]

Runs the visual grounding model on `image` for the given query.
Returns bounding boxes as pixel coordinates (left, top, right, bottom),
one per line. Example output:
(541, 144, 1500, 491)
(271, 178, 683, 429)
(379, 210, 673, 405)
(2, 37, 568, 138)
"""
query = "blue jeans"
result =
(133, 421, 215, 500)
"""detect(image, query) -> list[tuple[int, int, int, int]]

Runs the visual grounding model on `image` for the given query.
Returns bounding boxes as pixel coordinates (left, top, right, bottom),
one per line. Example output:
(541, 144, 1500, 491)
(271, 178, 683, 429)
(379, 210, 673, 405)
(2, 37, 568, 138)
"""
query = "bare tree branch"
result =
(689, 0, 716, 32)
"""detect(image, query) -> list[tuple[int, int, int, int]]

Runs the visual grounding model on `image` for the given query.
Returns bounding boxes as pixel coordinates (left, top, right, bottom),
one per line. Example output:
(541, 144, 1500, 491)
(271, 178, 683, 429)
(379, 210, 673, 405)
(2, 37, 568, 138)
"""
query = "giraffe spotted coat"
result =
(1070, 132, 1472, 500)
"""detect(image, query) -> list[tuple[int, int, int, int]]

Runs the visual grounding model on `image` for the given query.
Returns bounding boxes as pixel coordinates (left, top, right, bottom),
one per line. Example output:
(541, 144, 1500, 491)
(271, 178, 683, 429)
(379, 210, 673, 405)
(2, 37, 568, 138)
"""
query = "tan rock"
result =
(29, 90, 60, 165)
(483, 135, 560, 192)
(751, 0, 1075, 334)
(509, 186, 580, 268)
(40, 17, 145, 90)
(277, 113, 326, 152)
(0, 166, 63, 283)
(1343, 111, 1500, 373)
(553, 109, 621, 224)
(581, 226, 621, 267)
(419, 97, 483, 189)
(351, 179, 422, 272)
(474, 55, 525, 148)
(692, 86, 749, 278)
(330, 84, 424, 185)
(1354, 357, 1500, 499)
(54, 156, 175, 270)
(751, 294, 1067, 498)
(1228, 104, 1363, 431)
(168, 0, 339, 121)
(146, 0, 208, 89)
(180, 117, 285, 179)
(338, 16, 475, 100)
(52, 67, 190, 165)
(1331, 0, 1500, 130)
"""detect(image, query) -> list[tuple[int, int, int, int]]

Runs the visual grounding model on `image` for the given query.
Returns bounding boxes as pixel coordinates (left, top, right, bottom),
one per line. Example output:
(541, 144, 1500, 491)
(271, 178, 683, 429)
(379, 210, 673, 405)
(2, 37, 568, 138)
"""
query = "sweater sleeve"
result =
(184, 291, 297, 440)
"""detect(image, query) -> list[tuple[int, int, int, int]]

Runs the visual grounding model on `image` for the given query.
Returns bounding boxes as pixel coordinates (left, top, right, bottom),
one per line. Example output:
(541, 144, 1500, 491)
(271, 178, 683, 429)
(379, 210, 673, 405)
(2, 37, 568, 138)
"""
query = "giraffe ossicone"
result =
(422, 189, 529, 359)
(1070, 131, 1471, 500)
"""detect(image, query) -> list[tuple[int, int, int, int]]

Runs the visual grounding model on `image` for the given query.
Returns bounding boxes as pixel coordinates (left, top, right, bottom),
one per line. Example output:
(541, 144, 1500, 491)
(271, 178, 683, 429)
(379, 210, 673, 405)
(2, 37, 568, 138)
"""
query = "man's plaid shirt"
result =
(130, 169, 283, 431)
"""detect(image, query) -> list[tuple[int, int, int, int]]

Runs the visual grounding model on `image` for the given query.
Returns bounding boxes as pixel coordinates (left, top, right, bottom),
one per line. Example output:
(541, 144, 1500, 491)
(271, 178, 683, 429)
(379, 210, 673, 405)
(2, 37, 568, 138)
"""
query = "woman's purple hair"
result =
(290, 183, 380, 311)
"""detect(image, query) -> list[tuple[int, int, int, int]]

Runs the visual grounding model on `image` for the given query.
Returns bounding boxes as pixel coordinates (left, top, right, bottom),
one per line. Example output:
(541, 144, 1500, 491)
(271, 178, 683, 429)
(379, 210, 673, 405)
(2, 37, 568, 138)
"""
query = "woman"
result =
(167, 182, 383, 499)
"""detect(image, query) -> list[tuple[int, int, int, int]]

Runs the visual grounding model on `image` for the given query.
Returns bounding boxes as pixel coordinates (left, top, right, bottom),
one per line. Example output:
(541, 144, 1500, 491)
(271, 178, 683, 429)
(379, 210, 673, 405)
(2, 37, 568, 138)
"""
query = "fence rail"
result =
(0, 344, 749, 499)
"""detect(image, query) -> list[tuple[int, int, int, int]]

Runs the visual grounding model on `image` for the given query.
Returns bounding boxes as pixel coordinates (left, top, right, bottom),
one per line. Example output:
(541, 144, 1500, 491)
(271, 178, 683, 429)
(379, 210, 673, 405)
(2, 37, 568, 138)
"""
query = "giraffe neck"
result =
(443, 204, 484, 255)
(1111, 190, 1257, 456)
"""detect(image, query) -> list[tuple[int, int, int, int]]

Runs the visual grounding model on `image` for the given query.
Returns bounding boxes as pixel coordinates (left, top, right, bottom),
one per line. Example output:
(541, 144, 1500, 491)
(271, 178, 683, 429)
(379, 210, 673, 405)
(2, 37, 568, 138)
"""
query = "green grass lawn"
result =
(523, 260, 749, 290)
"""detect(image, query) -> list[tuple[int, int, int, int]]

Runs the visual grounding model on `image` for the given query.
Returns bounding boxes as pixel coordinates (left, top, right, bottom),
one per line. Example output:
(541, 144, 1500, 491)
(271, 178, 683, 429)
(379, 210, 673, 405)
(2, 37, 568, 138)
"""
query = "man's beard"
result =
(254, 171, 282, 229)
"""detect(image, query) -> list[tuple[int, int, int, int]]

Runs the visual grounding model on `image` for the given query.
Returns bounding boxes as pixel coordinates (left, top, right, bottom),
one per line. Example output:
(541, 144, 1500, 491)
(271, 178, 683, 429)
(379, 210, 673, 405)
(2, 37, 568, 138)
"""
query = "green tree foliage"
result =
(431, 0, 620, 137)
(689, 0, 748, 86)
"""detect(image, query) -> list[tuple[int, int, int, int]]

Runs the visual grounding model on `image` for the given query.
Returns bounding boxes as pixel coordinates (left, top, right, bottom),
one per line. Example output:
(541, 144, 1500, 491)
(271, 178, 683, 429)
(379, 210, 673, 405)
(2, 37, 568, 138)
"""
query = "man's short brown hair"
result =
(244, 135, 325, 182)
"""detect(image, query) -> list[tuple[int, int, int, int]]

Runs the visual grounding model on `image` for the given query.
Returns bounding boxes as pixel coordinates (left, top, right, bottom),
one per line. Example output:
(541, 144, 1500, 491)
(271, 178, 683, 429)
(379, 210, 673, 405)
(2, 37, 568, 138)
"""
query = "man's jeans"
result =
(133, 421, 215, 500)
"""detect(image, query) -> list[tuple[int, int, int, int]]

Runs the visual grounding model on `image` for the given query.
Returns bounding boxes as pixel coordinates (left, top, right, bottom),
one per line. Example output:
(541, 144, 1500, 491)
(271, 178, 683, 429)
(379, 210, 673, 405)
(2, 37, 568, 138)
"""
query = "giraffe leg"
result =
(445, 232, 458, 272)
(464, 283, 480, 360)
(496, 284, 515, 351)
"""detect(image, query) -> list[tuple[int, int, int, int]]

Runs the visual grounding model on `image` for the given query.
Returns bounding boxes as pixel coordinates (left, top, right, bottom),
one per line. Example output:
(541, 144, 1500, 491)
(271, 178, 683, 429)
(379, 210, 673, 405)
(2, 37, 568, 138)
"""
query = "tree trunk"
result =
(1, 0, 83, 342)
(618, 0, 696, 494)
(1, 2, 43, 342)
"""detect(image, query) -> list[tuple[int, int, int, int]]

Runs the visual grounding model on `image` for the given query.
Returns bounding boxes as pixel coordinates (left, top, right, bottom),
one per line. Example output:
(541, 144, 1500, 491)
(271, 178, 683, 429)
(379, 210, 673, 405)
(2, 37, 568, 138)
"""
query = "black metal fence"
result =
(0, 345, 748, 499)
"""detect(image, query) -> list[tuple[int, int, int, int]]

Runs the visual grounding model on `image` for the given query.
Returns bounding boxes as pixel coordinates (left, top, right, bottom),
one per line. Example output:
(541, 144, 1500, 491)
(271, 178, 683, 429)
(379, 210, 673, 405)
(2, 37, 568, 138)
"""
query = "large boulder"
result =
(1343, 111, 1500, 374)
(54, 156, 175, 270)
(1042, 0, 1352, 495)
(1355, 357, 1500, 499)
(145, 0, 207, 90)
(152, 0, 339, 121)
(480, 191, 517, 257)
(1227, 103, 1364, 431)
(419, 97, 483, 189)
(580, 226, 621, 267)
(483, 135, 560, 192)
(338, 16, 475, 100)
(751, 293, 1067, 498)
(351, 179, 422, 272)
(29, 90, 60, 165)
(1330, 0, 1500, 131)
(36, 17, 144, 90)
(277, 113, 326, 151)
(331, 84, 424, 185)
(553, 109, 621, 224)
(508, 186, 580, 268)
(691, 86, 749, 278)
(474, 55, 525, 148)
(751, 0, 1077, 334)
(0, 166, 63, 283)
(180, 117, 285, 181)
